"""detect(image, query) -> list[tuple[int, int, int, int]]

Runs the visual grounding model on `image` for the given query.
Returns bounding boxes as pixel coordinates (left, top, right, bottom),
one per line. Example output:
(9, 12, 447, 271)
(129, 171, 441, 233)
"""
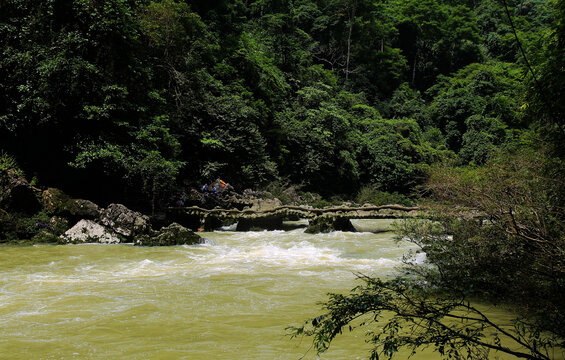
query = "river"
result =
(0, 220, 538, 359)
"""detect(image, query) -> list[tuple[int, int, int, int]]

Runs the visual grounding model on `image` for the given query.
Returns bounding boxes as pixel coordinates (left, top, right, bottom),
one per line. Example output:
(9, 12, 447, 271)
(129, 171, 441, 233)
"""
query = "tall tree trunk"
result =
(411, 45, 418, 86)
(345, 0, 357, 81)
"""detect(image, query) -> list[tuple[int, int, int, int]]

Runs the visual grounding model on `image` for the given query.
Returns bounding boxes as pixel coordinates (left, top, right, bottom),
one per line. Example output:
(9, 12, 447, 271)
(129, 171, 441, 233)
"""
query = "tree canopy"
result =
(0, 0, 556, 206)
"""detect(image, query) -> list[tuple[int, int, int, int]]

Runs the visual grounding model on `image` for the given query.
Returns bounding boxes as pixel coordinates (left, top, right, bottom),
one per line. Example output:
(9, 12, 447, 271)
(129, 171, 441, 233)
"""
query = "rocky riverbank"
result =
(1, 168, 417, 245)
(0, 171, 201, 246)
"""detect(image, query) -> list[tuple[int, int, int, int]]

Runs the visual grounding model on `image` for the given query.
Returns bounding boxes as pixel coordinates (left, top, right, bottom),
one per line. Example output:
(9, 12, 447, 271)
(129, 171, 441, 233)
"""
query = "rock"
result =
(100, 203, 151, 238)
(71, 199, 100, 218)
(135, 223, 201, 246)
(41, 188, 71, 214)
(305, 216, 357, 234)
(41, 188, 100, 219)
(61, 219, 122, 244)
(185, 188, 206, 206)
(0, 170, 41, 214)
(248, 198, 282, 212)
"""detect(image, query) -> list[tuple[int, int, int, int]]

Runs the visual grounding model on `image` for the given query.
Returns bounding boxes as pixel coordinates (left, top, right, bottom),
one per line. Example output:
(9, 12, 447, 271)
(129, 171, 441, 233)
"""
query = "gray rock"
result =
(135, 222, 201, 246)
(100, 203, 151, 238)
(61, 219, 121, 244)
(71, 199, 100, 218)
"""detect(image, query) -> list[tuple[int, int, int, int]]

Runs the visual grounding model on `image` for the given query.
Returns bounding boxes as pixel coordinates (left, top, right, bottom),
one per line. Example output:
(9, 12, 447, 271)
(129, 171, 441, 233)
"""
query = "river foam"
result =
(0, 224, 423, 360)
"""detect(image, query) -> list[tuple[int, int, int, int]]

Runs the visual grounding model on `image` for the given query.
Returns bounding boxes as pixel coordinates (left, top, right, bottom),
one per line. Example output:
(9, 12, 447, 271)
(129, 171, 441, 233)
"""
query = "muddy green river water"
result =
(0, 220, 546, 359)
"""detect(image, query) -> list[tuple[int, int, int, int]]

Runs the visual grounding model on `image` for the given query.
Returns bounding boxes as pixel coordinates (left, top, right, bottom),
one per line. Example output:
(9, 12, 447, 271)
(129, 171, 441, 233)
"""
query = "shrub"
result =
(355, 185, 413, 206)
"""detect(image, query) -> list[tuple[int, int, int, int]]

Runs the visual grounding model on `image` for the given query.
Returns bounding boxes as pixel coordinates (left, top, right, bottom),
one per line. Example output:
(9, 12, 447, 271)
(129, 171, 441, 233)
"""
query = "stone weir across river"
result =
(167, 204, 422, 233)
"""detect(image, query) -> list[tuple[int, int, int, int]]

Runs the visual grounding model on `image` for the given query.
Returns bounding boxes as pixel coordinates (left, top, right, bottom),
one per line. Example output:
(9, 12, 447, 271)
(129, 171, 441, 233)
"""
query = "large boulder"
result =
(61, 219, 122, 244)
(0, 170, 41, 214)
(41, 188, 100, 219)
(100, 203, 151, 238)
(135, 223, 202, 246)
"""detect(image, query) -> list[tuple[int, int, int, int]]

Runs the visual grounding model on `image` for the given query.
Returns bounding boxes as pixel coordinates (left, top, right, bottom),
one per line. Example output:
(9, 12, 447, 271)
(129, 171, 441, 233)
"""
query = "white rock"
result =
(61, 219, 121, 244)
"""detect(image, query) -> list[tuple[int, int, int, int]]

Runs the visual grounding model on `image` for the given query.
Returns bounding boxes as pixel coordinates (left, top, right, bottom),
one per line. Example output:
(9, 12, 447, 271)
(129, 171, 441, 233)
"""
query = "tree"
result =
(527, 0, 565, 156)
(289, 276, 560, 360)
(275, 83, 360, 194)
(291, 149, 565, 359)
(426, 61, 523, 155)
(72, 115, 185, 213)
(391, 0, 482, 90)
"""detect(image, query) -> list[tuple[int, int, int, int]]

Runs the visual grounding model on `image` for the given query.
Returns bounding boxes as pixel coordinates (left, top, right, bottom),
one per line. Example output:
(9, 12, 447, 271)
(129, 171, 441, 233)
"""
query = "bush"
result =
(0, 152, 22, 176)
(0, 211, 65, 242)
(355, 185, 413, 206)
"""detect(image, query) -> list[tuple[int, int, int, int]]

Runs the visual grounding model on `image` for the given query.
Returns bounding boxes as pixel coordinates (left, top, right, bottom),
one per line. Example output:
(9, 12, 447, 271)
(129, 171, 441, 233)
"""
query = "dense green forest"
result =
(0, 0, 557, 207)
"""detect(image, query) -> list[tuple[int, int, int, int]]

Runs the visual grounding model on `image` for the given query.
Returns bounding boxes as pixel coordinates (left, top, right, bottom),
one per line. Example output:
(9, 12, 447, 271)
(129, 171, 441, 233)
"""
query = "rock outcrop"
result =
(0, 170, 41, 214)
(100, 203, 151, 238)
(135, 223, 202, 246)
(41, 188, 100, 219)
(61, 219, 122, 244)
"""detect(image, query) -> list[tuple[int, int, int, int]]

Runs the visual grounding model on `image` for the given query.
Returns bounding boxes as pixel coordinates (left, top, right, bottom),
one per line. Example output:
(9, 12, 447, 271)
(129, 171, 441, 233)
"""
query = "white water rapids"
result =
(0, 220, 517, 360)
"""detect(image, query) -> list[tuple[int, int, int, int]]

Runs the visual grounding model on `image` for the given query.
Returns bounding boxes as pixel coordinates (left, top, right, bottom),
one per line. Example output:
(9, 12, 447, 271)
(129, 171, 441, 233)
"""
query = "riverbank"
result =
(1, 168, 417, 245)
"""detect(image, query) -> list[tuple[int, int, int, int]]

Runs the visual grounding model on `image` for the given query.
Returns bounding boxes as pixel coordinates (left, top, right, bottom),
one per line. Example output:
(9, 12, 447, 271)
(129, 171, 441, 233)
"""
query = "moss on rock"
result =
(135, 223, 201, 246)
(41, 188, 99, 219)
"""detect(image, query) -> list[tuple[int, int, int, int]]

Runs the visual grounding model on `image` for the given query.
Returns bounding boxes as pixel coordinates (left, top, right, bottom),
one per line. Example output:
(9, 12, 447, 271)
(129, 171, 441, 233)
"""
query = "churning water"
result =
(0, 221, 523, 359)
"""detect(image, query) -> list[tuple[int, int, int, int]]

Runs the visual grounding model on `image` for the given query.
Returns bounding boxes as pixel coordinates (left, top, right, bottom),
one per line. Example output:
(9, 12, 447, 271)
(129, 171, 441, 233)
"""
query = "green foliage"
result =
(0, 0, 557, 206)
(0, 152, 23, 180)
(275, 84, 361, 194)
(0, 210, 64, 242)
(72, 115, 185, 211)
(390, 0, 482, 89)
(355, 185, 413, 207)
(527, 0, 565, 156)
(289, 276, 560, 360)
(387, 83, 428, 127)
(356, 116, 449, 192)
(426, 61, 523, 155)
(419, 150, 565, 331)
(459, 115, 508, 165)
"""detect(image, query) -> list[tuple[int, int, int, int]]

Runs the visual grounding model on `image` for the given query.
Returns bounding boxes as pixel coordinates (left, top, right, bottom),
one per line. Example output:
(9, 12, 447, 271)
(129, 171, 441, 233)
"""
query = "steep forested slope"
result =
(0, 0, 554, 208)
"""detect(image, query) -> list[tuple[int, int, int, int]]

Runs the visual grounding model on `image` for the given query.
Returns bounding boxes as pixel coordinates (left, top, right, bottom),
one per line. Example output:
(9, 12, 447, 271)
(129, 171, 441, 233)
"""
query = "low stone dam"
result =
(167, 204, 423, 232)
